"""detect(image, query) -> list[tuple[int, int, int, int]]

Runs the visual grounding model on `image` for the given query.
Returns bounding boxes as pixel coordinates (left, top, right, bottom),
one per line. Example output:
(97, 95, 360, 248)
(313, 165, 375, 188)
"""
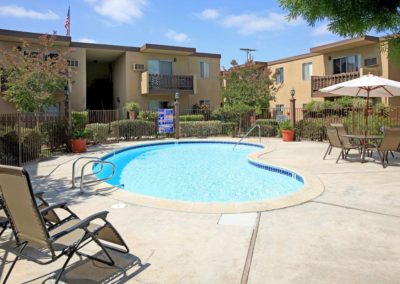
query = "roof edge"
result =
(191, 52, 221, 59)
(267, 52, 320, 66)
(140, 43, 196, 53)
(0, 28, 71, 42)
(310, 35, 379, 53)
(71, 42, 140, 52)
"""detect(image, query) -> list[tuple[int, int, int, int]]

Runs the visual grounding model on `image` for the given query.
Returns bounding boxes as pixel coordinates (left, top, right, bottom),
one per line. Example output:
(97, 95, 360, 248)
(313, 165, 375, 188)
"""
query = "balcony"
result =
(311, 71, 360, 97)
(141, 72, 195, 94)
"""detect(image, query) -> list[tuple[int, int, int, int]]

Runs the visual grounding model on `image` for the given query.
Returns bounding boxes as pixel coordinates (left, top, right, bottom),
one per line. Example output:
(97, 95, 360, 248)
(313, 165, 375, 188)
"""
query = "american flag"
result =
(65, 6, 70, 36)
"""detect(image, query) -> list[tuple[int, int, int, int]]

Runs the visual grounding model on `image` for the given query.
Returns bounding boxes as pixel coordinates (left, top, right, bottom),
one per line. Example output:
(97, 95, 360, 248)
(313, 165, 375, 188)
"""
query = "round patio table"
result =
(342, 134, 383, 163)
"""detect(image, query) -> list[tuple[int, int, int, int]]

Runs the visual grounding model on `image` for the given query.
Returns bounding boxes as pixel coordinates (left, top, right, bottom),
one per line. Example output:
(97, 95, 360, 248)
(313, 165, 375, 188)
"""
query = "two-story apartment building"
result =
(268, 36, 400, 110)
(0, 29, 221, 114)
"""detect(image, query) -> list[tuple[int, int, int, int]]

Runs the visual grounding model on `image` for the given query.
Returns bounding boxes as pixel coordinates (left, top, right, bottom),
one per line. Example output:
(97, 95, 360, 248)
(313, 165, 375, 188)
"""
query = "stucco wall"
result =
(112, 53, 127, 114)
(69, 48, 86, 111)
(124, 51, 221, 111)
(269, 54, 323, 108)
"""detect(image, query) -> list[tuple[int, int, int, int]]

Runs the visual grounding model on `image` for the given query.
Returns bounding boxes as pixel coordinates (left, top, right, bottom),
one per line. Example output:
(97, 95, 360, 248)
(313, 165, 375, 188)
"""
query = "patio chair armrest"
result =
(33, 191, 45, 199)
(40, 201, 69, 215)
(49, 211, 109, 241)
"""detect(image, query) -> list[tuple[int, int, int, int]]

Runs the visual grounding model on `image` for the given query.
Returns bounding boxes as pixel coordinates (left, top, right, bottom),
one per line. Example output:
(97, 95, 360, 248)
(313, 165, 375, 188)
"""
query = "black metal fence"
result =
(0, 112, 66, 166)
(1, 106, 400, 166)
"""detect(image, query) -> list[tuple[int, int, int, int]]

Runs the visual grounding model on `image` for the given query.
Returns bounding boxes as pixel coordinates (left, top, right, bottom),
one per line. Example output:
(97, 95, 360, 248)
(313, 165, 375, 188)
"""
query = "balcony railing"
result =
(311, 71, 360, 96)
(149, 73, 194, 92)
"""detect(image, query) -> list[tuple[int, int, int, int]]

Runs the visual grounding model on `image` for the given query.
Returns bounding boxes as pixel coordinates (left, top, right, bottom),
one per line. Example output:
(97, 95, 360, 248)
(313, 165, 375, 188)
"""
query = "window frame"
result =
(302, 62, 313, 81)
(332, 54, 360, 74)
(275, 67, 284, 84)
(200, 61, 210, 79)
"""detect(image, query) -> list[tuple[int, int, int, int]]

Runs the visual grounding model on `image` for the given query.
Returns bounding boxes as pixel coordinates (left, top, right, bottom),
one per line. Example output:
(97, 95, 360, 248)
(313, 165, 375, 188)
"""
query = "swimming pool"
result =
(96, 141, 304, 203)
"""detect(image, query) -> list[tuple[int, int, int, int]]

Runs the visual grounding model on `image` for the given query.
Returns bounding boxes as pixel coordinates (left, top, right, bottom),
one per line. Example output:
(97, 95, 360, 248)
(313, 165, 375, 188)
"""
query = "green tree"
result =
(0, 33, 70, 112)
(278, 0, 400, 61)
(221, 61, 278, 130)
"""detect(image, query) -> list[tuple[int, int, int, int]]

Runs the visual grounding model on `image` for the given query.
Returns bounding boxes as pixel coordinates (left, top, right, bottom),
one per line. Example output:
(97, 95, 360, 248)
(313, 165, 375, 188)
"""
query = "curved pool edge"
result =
(92, 139, 324, 214)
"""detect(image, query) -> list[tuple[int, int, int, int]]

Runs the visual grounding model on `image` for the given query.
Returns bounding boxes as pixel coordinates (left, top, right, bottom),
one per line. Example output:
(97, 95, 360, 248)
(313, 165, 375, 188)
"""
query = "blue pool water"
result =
(96, 142, 303, 203)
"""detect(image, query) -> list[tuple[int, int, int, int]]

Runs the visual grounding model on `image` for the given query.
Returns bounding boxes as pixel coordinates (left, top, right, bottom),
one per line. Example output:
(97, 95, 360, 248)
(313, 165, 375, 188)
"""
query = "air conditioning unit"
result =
(132, 63, 145, 71)
(67, 59, 79, 68)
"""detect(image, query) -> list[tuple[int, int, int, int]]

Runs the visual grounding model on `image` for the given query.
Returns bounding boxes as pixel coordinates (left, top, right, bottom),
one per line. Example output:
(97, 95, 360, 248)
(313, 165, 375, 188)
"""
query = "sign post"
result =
(158, 109, 174, 134)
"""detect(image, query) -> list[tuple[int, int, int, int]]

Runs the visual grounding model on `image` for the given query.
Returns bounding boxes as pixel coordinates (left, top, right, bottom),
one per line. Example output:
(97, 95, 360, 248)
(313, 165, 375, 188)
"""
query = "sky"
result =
(0, 0, 385, 68)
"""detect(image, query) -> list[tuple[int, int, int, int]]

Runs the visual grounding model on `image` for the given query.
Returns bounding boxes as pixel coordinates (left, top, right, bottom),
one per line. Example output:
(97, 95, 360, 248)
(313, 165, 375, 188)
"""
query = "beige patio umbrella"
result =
(319, 74, 400, 135)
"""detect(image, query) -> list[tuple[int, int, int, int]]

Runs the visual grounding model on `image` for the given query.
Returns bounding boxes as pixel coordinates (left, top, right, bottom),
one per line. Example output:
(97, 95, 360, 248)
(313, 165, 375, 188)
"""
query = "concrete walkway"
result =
(0, 138, 399, 283)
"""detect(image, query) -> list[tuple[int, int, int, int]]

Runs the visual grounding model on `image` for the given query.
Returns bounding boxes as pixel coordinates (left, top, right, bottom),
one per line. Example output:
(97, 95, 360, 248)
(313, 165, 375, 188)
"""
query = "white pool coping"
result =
(91, 139, 325, 213)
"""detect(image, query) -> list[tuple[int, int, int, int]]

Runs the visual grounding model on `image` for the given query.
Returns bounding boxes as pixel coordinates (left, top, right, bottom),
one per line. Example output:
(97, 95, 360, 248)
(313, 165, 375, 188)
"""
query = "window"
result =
(148, 60, 173, 75)
(333, 55, 359, 74)
(364, 57, 378, 67)
(45, 103, 60, 113)
(67, 59, 79, 67)
(275, 67, 284, 84)
(44, 52, 59, 61)
(148, 100, 173, 110)
(275, 104, 284, 115)
(302, 62, 313, 80)
(200, 62, 210, 79)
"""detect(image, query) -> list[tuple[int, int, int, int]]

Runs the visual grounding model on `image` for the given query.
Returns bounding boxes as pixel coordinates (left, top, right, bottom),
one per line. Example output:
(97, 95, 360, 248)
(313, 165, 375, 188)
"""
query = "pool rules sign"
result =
(158, 109, 174, 134)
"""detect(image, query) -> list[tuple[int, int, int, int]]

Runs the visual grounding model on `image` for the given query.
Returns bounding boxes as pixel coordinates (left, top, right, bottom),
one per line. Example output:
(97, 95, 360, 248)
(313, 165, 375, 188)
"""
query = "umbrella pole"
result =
(365, 89, 370, 136)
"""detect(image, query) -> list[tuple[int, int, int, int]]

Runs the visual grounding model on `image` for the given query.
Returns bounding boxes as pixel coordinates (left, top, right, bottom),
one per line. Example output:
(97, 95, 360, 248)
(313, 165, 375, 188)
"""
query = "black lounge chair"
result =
(0, 165, 130, 283)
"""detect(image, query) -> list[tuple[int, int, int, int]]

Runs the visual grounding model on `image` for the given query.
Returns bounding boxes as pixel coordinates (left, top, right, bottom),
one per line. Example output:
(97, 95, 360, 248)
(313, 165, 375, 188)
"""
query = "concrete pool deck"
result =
(0, 137, 399, 283)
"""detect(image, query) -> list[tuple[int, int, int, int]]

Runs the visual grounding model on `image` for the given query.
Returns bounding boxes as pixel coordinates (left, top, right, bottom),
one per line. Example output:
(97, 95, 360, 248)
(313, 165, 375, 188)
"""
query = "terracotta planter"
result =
(70, 138, 87, 153)
(128, 111, 137, 120)
(281, 129, 295, 142)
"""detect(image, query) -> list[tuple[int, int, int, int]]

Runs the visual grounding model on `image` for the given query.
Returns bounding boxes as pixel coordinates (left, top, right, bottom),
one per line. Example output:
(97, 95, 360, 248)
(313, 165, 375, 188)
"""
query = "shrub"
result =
(180, 121, 222, 137)
(179, 114, 204, 121)
(40, 120, 67, 151)
(21, 129, 42, 161)
(295, 120, 326, 141)
(72, 111, 88, 131)
(111, 120, 157, 140)
(343, 113, 392, 135)
(278, 120, 293, 130)
(138, 111, 158, 122)
(255, 119, 278, 137)
(125, 101, 140, 112)
(221, 122, 237, 136)
(0, 129, 42, 163)
(0, 151, 18, 166)
(85, 123, 109, 144)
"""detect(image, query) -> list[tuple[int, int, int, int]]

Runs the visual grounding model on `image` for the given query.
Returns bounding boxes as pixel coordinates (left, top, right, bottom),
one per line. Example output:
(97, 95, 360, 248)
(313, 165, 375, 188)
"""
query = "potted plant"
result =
(125, 101, 140, 120)
(70, 129, 91, 153)
(279, 120, 295, 142)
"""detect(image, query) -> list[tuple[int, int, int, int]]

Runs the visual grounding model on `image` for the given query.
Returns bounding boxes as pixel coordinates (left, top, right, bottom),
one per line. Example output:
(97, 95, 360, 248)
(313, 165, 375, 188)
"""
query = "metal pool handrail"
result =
(79, 160, 116, 193)
(233, 124, 261, 150)
(72, 157, 103, 188)
(71, 157, 116, 192)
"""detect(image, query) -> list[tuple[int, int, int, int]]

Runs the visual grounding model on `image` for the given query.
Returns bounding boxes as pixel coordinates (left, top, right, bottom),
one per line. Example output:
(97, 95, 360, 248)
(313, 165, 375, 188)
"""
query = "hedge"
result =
(180, 114, 204, 121)
(137, 111, 158, 122)
(40, 120, 67, 151)
(255, 119, 279, 137)
(221, 122, 237, 136)
(295, 120, 326, 141)
(0, 128, 42, 164)
(180, 121, 222, 137)
(111, 120, 157, 140)
(85, 123, 109, 144)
